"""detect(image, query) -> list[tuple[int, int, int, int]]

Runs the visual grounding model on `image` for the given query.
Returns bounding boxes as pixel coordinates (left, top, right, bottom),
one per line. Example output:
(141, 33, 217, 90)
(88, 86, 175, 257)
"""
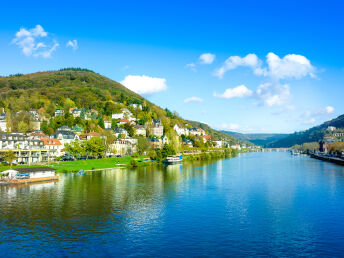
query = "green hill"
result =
(0, 68, 238, 143)
(266, 114, 344, 147)
(222, 131, 288, 147)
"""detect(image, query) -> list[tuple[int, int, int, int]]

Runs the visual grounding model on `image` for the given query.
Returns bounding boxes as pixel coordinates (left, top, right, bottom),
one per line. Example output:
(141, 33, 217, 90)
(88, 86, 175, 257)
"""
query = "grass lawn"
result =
(48, 155, 151, 172)
(0, 156, 151, 173)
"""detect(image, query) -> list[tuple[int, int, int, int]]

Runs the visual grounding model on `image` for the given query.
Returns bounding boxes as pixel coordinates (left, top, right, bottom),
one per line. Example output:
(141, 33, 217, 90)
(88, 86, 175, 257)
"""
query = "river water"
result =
(1, 152, 344, 257)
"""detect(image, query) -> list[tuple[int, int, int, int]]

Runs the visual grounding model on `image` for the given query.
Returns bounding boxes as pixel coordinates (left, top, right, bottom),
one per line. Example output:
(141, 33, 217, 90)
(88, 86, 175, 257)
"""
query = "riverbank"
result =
(310, 153, 344, 166)
(0, 149, 240, 173)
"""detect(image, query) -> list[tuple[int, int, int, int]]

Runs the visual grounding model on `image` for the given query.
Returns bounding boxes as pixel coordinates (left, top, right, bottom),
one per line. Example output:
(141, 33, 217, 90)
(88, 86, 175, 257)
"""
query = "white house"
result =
(162, 135, 169, 145)
(41, 138, 63, 157)
(134, 125, 146, 136)
(130, 104, 142, 110)
(0, 119, 7, 132)
(112, 113, 124, 119)
(111, 139, 137, 156)
(104, 120, 112, 129)
(54, 109, 64, 117)
(173, 124, 189, 136)
(213, 140, 223, 148)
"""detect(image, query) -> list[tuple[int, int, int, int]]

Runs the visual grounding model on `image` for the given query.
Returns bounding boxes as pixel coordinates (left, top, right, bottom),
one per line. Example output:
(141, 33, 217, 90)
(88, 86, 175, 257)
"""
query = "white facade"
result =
(112, 113, 124, 119)
(162, 136, 169, 145)
(0, 120, 7, 132)
(173, 124, 189, 136)
(111, 139, 137, 155)
(104, 120, 112, 129)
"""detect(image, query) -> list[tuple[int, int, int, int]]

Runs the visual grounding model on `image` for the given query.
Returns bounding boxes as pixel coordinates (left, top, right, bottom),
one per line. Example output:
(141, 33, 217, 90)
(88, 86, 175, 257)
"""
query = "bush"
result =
(132, 152, 139, 158)
(130, 159, 138, 167)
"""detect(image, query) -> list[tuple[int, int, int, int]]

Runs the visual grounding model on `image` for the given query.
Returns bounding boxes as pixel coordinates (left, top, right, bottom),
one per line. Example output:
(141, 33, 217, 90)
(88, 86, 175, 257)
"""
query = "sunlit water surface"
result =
(1, 152, 344, 257)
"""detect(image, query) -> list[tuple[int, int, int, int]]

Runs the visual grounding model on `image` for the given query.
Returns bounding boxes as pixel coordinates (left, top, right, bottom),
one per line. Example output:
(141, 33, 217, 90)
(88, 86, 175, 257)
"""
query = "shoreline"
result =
(310, 153, 344, 166)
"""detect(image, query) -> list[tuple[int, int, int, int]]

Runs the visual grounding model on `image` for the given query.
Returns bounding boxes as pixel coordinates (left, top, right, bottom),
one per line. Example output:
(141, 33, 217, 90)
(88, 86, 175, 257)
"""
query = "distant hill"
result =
(0, 68, 238, 143)
(222, 131, 288, 147)
(266, 114, 344, 147)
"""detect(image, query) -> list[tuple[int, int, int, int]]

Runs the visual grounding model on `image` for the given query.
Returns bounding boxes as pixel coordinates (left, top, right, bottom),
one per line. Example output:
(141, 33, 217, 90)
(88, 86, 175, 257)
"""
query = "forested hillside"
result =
(222, 131, 288, 147)
(266, 115, 344, 147)
(0, 68, 238, 143)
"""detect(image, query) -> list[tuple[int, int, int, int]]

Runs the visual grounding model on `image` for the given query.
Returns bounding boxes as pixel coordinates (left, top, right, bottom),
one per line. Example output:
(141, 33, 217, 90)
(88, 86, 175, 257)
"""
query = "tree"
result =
(123, 123, 134, 137)
(65, 140, 85, 158)
(329, 142, 344, 156)
(161, 144, 176, 158)
(5, 109, 12, 132)
(85, 137, 106, 158)
(18, 121, 29, 133)
(98, 116, 105, 129)
(136, 136, 151, 154)
(101, 130, 115, 154)
(1, 150, 16, 168)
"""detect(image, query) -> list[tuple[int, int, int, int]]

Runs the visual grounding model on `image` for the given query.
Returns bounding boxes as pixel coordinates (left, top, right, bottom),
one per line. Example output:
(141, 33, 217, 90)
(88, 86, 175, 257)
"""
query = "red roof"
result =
(41, 138, 62, 146)
(119, 119, 130, 123)
(86, 132, 101, 137)
(201, 135, 211, 140)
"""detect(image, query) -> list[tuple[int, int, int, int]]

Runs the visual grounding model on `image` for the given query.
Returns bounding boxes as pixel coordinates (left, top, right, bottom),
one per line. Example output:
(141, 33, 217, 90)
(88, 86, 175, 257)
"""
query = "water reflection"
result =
(1, 153, 344, 257)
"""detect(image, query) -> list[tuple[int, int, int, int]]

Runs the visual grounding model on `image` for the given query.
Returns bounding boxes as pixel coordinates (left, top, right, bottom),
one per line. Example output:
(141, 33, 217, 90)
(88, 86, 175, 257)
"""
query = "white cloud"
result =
(199, 53, 215, 64)
(214, 54, 263, 79)
(12, 25, 58, 58)
(184, 96, 203, 103)
(66, 39, 78, 50)
(186, 63, 196, 72)
(256, 82, 290, 106)
(214, 85, 253, 99)
(214, 52, 314, 80)
(266, 52, 315, 80)
(121, 75, 167, 95)
(325, 106, 335, 114)
(298, 106, 335, 125)
(217, 123, 258, 133)
(214, 52, 315, 108)
(218, 123, 241, 131)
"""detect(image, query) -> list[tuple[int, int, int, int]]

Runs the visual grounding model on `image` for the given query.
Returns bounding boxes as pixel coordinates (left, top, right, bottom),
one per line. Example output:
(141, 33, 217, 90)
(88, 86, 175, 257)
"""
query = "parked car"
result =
(61, 155, 74, 161)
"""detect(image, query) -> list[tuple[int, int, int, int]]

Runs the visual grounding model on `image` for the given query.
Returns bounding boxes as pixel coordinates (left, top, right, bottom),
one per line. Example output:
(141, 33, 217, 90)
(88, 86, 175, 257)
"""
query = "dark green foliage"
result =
(267, 114, 344, 147)
(98, 116, 105, 129)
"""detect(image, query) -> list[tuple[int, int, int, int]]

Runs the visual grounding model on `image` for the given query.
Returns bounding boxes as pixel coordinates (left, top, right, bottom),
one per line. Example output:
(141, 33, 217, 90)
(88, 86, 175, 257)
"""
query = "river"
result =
(1, 152, 344, 257)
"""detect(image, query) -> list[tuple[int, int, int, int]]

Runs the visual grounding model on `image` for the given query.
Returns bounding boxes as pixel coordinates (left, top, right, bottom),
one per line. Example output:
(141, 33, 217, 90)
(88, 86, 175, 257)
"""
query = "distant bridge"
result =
(261, 148, 289, 152)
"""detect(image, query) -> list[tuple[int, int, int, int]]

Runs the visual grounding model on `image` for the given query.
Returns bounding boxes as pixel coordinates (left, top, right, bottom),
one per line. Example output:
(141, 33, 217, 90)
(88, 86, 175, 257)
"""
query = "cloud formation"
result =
(256, 82, 290, 106)
(184, 96, 203, 103)
(12, 25, 59, 58)
(66, 39, 78, 50)
(299, 106, 335, 125)
(214, 85, 253, 99)
(121, 75, 167, 95)
(266, 53, 315, 80)
(214, 52, 315, 107)
(186, 63, 196, 72)
(214, 54, 263, 79)
(215, 52, 314, 80)
(199, 53, 215, 64)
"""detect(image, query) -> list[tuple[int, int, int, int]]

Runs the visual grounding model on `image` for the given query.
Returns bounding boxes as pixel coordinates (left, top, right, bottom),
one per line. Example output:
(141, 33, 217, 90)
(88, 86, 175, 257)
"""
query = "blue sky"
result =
(1, 0, 343, 133)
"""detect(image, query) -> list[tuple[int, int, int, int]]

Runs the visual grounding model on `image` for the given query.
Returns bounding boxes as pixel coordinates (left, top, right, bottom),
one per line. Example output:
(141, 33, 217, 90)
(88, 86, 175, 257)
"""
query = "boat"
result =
(163, 155, 183, 164)
(77, 170, 86, 175)
(291, 150, 300, 155)
(0, 167, 58, 185)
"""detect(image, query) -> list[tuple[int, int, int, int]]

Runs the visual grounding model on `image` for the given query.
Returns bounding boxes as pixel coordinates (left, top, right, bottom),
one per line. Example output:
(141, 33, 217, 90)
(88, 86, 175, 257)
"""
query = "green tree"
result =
(98, 116, 105, 129)
(1, 150, 16, 168)
(161, 144, 176, 158)
(18, 121, 29, 133)
(123, 123, 134, 137)
(65, 140, 85, 158)
(136, 136, 151, 154)
(85, 137, 106, 158)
